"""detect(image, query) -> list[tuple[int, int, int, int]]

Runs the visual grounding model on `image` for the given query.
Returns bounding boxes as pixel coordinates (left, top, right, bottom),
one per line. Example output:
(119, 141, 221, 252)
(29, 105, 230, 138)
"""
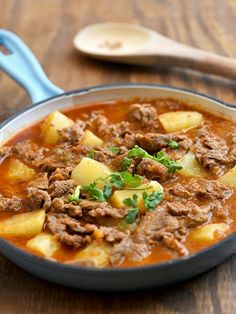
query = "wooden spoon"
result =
(74, 23, 236, 80)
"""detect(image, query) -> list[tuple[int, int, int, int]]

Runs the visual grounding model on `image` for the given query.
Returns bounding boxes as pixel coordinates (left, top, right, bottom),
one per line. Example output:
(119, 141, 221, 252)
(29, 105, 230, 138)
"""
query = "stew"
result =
(0, 98, 235, 268)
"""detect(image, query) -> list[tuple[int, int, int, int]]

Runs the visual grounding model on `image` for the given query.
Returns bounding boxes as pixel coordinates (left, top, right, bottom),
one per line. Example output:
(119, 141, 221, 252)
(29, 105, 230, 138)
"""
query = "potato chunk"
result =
(7, 158, 35, 182)
(111, 180, 163, 211)
(26, 232, 60, 257)
(41, 110, 74, 144)
(71, 157, 112, 187)
(75, 240, 111, 268)
(0, 209, 45, 237)
(159, 111, 203, 133)
(190, 223, 229, 241)
(177, 151, 206, 177)
(218, 166, 236, 188)
(80, 130, 103, 147)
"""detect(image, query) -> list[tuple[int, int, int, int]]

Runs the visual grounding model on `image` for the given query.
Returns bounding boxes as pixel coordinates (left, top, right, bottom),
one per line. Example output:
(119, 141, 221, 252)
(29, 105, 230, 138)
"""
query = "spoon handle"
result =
(145, 36, 236, 80)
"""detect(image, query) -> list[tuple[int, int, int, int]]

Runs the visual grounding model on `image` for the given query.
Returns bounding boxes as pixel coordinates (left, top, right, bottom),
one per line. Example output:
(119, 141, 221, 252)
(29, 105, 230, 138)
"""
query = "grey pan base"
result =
(0, 84, 236, 291)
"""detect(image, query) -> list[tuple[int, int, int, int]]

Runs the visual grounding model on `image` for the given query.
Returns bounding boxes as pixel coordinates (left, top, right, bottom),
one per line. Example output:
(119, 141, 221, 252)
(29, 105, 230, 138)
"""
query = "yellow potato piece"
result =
(26, 232, 60, 257)
(111, 180, 163, 211)
(190, 223, 229, 241)
(41, 110, 74, 144)
(75, 241, 111, 268)
(0, 209, 45, 237)
(218, 166, 236, 188)
(80, 130, 103, 147)
(177, 151, 206, 177)
(7, 158, 35, 182)
(159, 111, 203, 133)
(71, 157, 112, 187)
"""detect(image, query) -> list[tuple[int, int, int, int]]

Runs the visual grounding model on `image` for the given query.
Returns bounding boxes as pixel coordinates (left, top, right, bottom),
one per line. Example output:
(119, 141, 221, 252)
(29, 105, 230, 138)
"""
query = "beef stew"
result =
(0, 98, 235, 268)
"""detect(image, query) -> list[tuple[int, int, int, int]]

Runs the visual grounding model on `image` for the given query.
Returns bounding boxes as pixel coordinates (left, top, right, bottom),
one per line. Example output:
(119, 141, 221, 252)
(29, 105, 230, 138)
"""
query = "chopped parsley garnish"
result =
(168, 140, 179, 149)
(81, 171, 143, 202)
(154, 151, 182, 173)
(128, 146, 148, 159)
(123, 194, 139, 224)
(87, 149, 95, 159)
(108, 147, 120, 154)
(142, 190, 164, 211)
(110, 172, 124, 189)
(127, 145, 182, 173)
(103, 181, 112, 199)
(119, 172, 143, 188)
(69, 185, 81, 203)
(121, 157, 131, 170)
(83, 183, 106, 202)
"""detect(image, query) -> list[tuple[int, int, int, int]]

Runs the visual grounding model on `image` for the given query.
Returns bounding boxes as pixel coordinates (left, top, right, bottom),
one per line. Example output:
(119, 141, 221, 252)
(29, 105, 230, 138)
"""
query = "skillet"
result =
(0, 29, 236, 291)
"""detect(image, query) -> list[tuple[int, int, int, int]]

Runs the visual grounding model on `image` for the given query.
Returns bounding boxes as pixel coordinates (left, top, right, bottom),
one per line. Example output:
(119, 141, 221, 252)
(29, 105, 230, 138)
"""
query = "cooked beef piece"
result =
(135, 207, 181, 243)
(87, 112, 135, 148)
(162, 232, 188, 256)
(128, 103, 159, 132)
(59, 121, 85, 145)
(48, 179, 75, 198)
(46, 213, 96, 248)
(27, 187, 51, 210)
(92, 147, 117, 165)
(193, 125, 233, 176)
(0, 194, 22, 212)
(35, 145, 90, 171)
(183, 202, 214, 227)
(28, 173, 49, 190)
(131, 207, 189, 256)
(0, 146, 11, 162)
(167, 202, 191, 216)
(80, 199, 128, 219)
(136, 133, 193, 155)
(13, 140, 48, 164)
(51, 198, 82, 217)
(100, 226, 129, 243)
(49, 167, 73, 182)
(165, 178, 232, 203)
(213, 203, 232, 224)
(110, 236, 150, 266)
(187, 178, 232, 201)
(136, 133, 171, 152)
(165, 183, 191, 201)
(166, 200, 214, 228)
(136, 158, 171, 182)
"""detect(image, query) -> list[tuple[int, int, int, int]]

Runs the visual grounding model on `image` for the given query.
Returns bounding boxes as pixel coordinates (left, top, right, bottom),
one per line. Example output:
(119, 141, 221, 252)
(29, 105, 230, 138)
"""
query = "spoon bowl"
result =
(74, 22, 236, 79)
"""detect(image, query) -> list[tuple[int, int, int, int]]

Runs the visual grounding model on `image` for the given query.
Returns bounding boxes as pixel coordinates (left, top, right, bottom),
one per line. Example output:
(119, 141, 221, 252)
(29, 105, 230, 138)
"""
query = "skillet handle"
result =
(0, 29, 64, 103)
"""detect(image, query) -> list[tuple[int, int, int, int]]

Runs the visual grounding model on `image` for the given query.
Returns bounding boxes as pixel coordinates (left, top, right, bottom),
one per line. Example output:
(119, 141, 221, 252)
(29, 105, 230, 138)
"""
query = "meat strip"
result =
(128, 103, 159, 132)
(0, 194, 22, 212)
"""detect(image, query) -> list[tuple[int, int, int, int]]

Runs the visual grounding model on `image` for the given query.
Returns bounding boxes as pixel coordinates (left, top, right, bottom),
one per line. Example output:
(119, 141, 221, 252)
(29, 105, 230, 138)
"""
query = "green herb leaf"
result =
(110, 172, 124, 189)
(69, 185, 81, 203)
(103, 181, 112, 199)
(123, 194, 138, 208)
(83, 182, 97, 190)
(127, 145, 182, 173)
(88, 187, 106, 201)
(168, 140, 179, 149)
(121, 157, 131, 170)
(108, 147, 120, 154)
(154, 151, 182, 173)
(88, 149, 95, 159)
(142, 190, 164, 211)
(120, 172, 143, 188)
(125, 208, 139, 224)
(128, 146, 149, 158)
(123, 194, 139, 224)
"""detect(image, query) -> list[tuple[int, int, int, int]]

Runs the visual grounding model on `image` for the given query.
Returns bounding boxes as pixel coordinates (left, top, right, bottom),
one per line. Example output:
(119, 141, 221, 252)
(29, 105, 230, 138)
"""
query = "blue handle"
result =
(0, 30, 64, 103)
